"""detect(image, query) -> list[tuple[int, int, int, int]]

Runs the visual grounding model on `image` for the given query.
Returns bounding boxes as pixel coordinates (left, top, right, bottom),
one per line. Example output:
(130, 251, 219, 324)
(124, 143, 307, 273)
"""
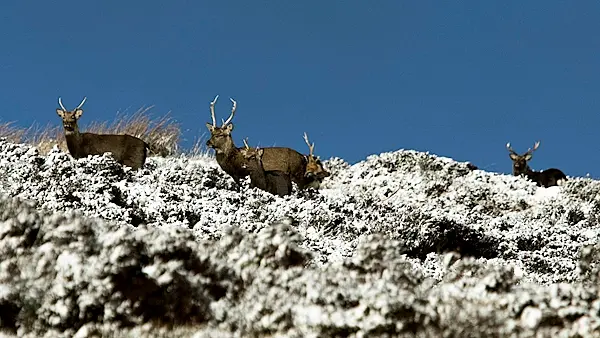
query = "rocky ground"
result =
(1, 138, 600, 337)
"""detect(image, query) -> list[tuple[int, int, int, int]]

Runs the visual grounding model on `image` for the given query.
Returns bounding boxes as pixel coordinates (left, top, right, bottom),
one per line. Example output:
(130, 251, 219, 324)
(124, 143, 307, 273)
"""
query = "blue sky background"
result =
(1, 1, 600, 178)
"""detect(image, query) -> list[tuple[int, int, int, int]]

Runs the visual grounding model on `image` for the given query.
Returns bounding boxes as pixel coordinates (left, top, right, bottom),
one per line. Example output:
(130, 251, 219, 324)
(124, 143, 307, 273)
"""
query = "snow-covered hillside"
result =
(1, 138, 600, 337)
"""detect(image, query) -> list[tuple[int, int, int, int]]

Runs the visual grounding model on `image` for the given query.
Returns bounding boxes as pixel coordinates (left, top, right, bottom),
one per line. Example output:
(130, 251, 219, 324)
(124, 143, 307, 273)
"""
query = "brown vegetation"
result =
(0, 106, 181, 157)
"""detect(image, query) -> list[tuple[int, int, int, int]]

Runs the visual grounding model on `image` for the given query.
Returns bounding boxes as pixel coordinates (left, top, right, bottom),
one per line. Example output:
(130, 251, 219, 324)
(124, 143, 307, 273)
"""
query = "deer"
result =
(506, 141, 567, 187)
(205, 95, 329, 189)
(204, 95, 250, 184)
(302, 132, 331, 188)
(56, 97, 149, 170)
(240, 138, 292, 196)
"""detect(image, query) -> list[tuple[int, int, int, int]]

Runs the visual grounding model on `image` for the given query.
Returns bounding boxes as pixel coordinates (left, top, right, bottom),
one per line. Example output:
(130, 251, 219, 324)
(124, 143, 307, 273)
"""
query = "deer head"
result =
(303, 132, 330, 181)
(56, 97, 87, 135)
(506, 141, 539, 176)
(205, 95, 237, 154)
(240, 138, 264, 169)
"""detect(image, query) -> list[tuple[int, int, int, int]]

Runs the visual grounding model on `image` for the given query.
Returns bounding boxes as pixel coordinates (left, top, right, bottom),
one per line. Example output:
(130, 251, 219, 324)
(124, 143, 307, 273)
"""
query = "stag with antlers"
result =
(205, 95, 249, 184)
(506, 141, 567, 187)
(205, 95, 327, 189)
(56, 97, 149, 170)
(302, 132, 331, 188)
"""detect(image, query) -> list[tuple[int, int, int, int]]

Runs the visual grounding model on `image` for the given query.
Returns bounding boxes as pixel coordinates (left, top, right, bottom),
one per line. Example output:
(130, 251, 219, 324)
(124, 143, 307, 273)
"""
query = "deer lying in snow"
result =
(56, 97, 149, 170)
(506, 141, 567, 187)
(241, 138, 292, 196)
(205, 95, 330, 189)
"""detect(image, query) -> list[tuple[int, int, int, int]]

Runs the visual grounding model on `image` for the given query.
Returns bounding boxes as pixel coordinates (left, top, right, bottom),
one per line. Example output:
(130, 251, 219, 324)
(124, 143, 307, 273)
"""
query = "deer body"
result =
(65, 133, 148, 170)
(241, 141, 292, 196)
(57, 97, 148, 170)
(213, 149, 249, 184)
(507, 141, 567, 188)
(260, 147, 318, 190)
(523, 168, 567, 188)
(205, 96, 329, 189)
(210, 143, 315, 189)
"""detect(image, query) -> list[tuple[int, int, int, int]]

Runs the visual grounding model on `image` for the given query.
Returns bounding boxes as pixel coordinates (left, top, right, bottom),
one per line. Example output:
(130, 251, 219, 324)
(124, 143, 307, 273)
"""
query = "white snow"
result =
(2, 138, 600, 336)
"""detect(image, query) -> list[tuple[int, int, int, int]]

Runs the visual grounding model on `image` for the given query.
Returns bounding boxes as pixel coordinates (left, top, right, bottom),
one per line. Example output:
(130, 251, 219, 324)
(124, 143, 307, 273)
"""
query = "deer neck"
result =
(248, 159, 264, 174)
(215, 138, 238, 155)
(525, 166, 540, 178)
(513, 163, 533, 176)
(216, 143, 244, 171)
(524, 165, 536, 175)
(64, 126, 82, 155)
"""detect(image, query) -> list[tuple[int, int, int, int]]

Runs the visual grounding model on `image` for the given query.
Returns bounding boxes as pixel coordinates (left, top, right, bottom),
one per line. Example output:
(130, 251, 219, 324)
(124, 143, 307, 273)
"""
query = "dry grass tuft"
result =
(0, 107, 181, 156)
(85, 106, 181, 157)
(27, 124, 63, 154)
(186, 131, 213, 157)
(0, 121, 62, 154)
(0, 122, 27, 144)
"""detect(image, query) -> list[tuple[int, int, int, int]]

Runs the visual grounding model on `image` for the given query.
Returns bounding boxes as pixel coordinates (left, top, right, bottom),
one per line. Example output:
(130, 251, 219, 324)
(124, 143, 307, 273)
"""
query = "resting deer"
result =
(506, 141, 567, 187)
(205, 95, 328, 189)
(241, 138, 292, 196)
(56, 97, 149, 170)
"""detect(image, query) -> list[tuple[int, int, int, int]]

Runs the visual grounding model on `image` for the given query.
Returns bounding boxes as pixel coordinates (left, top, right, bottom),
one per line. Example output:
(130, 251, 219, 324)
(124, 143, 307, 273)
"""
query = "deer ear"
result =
(257, 148, 264, 156)
(206, 123, 214, 132)
(56, 109, 65, 117)
(524, 153, 533, 161)
(509, 153, 520, 161)
(225, 124, 234, 133)
(74, 109, 83, 119)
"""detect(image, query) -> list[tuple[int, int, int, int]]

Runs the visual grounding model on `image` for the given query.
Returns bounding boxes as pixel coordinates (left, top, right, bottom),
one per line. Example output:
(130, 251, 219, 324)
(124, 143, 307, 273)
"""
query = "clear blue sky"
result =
(1, 1, 600, 178)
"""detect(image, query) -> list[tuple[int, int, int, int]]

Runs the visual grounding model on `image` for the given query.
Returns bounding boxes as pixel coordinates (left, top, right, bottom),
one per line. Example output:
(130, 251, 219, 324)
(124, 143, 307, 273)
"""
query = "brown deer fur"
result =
(240, 140, 292, 196)
(205, 96, 329, 189)
(302, 132, 331, 188)
(56, 97, 149, 170)
(205, 123, 249, 184)
(507, 141, 567, 188)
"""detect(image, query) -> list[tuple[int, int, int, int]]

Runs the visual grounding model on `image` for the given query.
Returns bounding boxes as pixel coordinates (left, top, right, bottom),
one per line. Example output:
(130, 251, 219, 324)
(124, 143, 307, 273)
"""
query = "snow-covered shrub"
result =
(1, 139, 600, 336)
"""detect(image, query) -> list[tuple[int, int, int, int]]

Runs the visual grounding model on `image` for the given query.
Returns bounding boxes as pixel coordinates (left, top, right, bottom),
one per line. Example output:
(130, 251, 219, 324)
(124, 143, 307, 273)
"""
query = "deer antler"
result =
(209, 95, 219, 127)
(222, 98, 237, 126)
(75, 97, 87, 110)
(303, 132, 315, 157)
(58, 97, 87, 111)
(527, 141, 540, 154)
(243, 137, 250, 149)
(506, 142, 517, 155)
(58, 97, 67, 111)
(507, 141, 540, 155)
